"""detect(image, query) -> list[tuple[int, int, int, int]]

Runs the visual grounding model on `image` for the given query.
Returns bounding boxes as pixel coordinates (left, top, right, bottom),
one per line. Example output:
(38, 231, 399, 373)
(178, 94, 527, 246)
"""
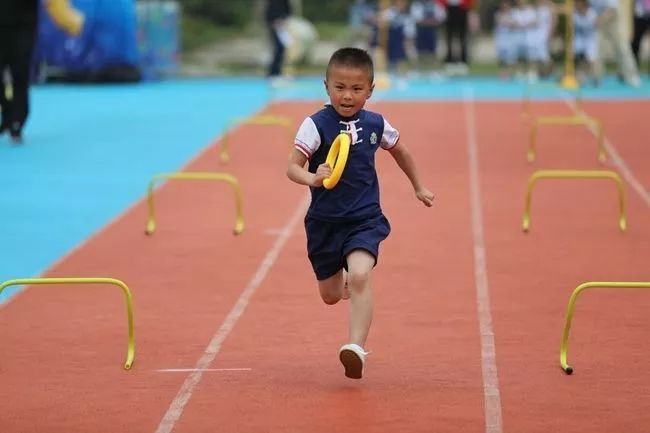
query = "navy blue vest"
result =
(307, 105, 387, 222)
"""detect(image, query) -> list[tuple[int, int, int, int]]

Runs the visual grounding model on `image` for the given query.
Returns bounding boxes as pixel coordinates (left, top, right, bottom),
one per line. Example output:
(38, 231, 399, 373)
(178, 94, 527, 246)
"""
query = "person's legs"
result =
(338, 248, 375, 379)
(0, 29, 11, 132)
(636, 16, 650, 73)
(631, 16, 646, 66)
(267, 25, 285, 78)
(604, 10, 640, 85)
(7, 26, 36, 140)
(594, 19, 610, 81)
(345, 249, 376, 348)
(317, 269, 346, 305)
(0, 71, 8, 133)
(445, 6, 459, 64)
(458, 7, 469, 66)
(582, 36, 599, 85)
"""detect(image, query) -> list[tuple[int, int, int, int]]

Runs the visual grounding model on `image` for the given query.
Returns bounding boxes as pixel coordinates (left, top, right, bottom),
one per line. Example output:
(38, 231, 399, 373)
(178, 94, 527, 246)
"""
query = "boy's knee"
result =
(347, 268, 371, 288)
(320, 292, 341, 305)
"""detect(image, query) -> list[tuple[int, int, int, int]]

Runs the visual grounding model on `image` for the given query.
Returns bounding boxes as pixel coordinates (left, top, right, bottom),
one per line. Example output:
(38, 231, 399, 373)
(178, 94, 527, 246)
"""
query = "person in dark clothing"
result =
(265, 0, 292, 80)
(441, 0, 473, 74)
(632, 0, 650, 72)
(0, 0, 39, 144)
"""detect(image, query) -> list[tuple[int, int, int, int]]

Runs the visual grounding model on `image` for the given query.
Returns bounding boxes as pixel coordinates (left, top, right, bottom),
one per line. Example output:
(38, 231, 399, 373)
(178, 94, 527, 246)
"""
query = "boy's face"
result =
(325, 65, 374, 118)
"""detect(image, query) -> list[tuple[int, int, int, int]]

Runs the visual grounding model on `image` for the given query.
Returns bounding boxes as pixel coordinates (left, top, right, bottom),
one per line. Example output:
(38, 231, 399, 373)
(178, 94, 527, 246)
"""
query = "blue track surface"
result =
(0, 79, 271, 302)
(1, 76, 648, 303)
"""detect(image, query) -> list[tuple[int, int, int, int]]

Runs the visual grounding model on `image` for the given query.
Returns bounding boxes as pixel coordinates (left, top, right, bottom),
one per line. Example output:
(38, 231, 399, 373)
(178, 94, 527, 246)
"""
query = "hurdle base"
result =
(560, 74, 579, 90)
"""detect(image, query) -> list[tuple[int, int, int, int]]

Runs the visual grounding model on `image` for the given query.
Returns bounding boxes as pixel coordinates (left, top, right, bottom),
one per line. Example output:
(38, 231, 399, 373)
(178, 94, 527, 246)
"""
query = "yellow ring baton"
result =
(322, 133, 351, 190)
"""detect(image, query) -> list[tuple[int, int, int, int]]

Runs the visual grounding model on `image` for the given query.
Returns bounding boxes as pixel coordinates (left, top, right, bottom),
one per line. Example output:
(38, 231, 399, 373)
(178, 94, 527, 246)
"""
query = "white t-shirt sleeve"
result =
(380, 117, 400, 150)
(294, 117, 321, 159)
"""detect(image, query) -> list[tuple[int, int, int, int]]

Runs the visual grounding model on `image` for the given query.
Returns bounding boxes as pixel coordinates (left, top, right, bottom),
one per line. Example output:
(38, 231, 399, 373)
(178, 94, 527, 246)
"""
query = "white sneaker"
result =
(339, 343, 369, 379)
(626, 76, 641, 88)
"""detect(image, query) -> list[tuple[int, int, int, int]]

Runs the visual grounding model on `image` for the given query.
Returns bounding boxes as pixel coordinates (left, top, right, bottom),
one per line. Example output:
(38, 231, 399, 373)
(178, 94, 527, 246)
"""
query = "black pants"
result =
(445, 6, 468, 64)
(631, 16, 650, 72)
(268, 26, 286, 77)
(0, 26, 36, 133)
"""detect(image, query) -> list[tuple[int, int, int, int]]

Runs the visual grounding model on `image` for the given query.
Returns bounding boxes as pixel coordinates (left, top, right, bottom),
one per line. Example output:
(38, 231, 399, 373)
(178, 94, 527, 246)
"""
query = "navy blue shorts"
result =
(416, 27, 438, 53)
(304, 214, 391, 281)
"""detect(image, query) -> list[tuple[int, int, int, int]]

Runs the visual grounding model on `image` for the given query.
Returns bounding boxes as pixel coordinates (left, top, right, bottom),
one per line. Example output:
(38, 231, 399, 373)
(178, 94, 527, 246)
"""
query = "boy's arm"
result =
(287, 117, 331, 187)
(388, 141, 434, 207)
(286, 149, 331, 187)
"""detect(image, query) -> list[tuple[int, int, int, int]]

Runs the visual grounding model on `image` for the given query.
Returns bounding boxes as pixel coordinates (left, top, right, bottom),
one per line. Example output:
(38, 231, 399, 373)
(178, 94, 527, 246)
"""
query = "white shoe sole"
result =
(339, 348, 363, 379)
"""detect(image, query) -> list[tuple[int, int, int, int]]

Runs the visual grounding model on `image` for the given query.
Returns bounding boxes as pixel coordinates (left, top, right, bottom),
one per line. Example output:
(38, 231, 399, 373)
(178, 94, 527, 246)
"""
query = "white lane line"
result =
(154, 193, 310, 433)
(156, 368, 252, 373)
(563, 96, 650, 207)
(463, 87, 504, 433)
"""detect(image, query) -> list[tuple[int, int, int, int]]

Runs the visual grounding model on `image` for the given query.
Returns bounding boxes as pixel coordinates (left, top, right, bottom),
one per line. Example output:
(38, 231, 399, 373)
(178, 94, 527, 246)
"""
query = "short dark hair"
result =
(326, 47, 374, 83)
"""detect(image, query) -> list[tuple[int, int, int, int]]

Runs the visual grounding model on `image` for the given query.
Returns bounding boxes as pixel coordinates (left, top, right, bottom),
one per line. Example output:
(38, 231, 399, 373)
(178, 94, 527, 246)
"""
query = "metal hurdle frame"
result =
(527, 114, 606, 164)
(522, 170, 627, 232)
(145, 172, 245, 236)
(521, 83, 583, 121)
(560, 281, 650, 374)
(0, 277, 135, 370)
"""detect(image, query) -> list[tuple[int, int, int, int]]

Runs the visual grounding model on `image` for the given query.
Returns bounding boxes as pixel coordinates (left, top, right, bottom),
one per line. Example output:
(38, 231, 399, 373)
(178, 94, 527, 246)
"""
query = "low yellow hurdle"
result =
(522, 170, 626, 232)
(528, 115, 606, 163)
(145, 172, 244, 236)
(0, 277, 135, 370)
(560, 281, 650, 375)
(521, 82, 582, 120)
(219, 115, 294, 163)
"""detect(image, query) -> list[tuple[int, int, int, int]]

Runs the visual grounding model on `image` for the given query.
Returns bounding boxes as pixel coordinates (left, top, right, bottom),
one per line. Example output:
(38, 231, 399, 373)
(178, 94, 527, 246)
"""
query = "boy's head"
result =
(575, 0, 588, 11)
(325, 48, 375, 117)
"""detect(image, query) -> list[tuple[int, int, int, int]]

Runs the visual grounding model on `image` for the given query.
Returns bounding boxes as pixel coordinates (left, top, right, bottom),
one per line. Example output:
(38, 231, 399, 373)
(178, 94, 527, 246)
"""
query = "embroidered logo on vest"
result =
(370, 132, 377, 145)
(339, 120, 363, 146)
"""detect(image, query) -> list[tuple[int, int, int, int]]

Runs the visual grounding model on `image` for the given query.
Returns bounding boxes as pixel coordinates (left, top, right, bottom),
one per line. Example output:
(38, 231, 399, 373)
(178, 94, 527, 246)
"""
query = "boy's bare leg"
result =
(317, 269, 345, 305)
(341, 269, 350, 300)
(346, 249, 376, 347)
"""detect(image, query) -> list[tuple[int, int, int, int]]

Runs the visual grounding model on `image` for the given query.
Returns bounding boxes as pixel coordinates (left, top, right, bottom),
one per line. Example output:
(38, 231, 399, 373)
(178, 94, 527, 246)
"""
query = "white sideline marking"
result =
(563, 96, 650, 207)
(463, 87, 504, 433)
(154, 193, 310, 433)
(156, 368, 251, 373)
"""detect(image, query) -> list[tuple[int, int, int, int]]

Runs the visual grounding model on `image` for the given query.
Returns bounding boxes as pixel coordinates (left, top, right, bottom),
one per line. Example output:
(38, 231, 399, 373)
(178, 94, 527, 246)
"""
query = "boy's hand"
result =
(416, 188, 435, 207)
(312, 163, 332, 187)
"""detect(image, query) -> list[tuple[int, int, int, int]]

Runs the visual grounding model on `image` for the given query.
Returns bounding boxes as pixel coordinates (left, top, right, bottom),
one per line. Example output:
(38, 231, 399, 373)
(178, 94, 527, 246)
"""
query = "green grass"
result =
(313, 22, 349, 42)
(181, 16, 244, 52)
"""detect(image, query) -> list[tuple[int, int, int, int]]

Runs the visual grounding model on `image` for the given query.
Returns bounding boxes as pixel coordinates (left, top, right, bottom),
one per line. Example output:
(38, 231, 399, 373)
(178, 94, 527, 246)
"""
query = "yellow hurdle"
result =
(521, 82, 582, 120)
(219, 115, 294, 163)
(528, 115, 606, 163)
(522, 170, 626, 232)
(0, 277, 135, 370)
(373, 0, 392, 90)
(145, 172, 244, 236)
(560, 281, 650, 374)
